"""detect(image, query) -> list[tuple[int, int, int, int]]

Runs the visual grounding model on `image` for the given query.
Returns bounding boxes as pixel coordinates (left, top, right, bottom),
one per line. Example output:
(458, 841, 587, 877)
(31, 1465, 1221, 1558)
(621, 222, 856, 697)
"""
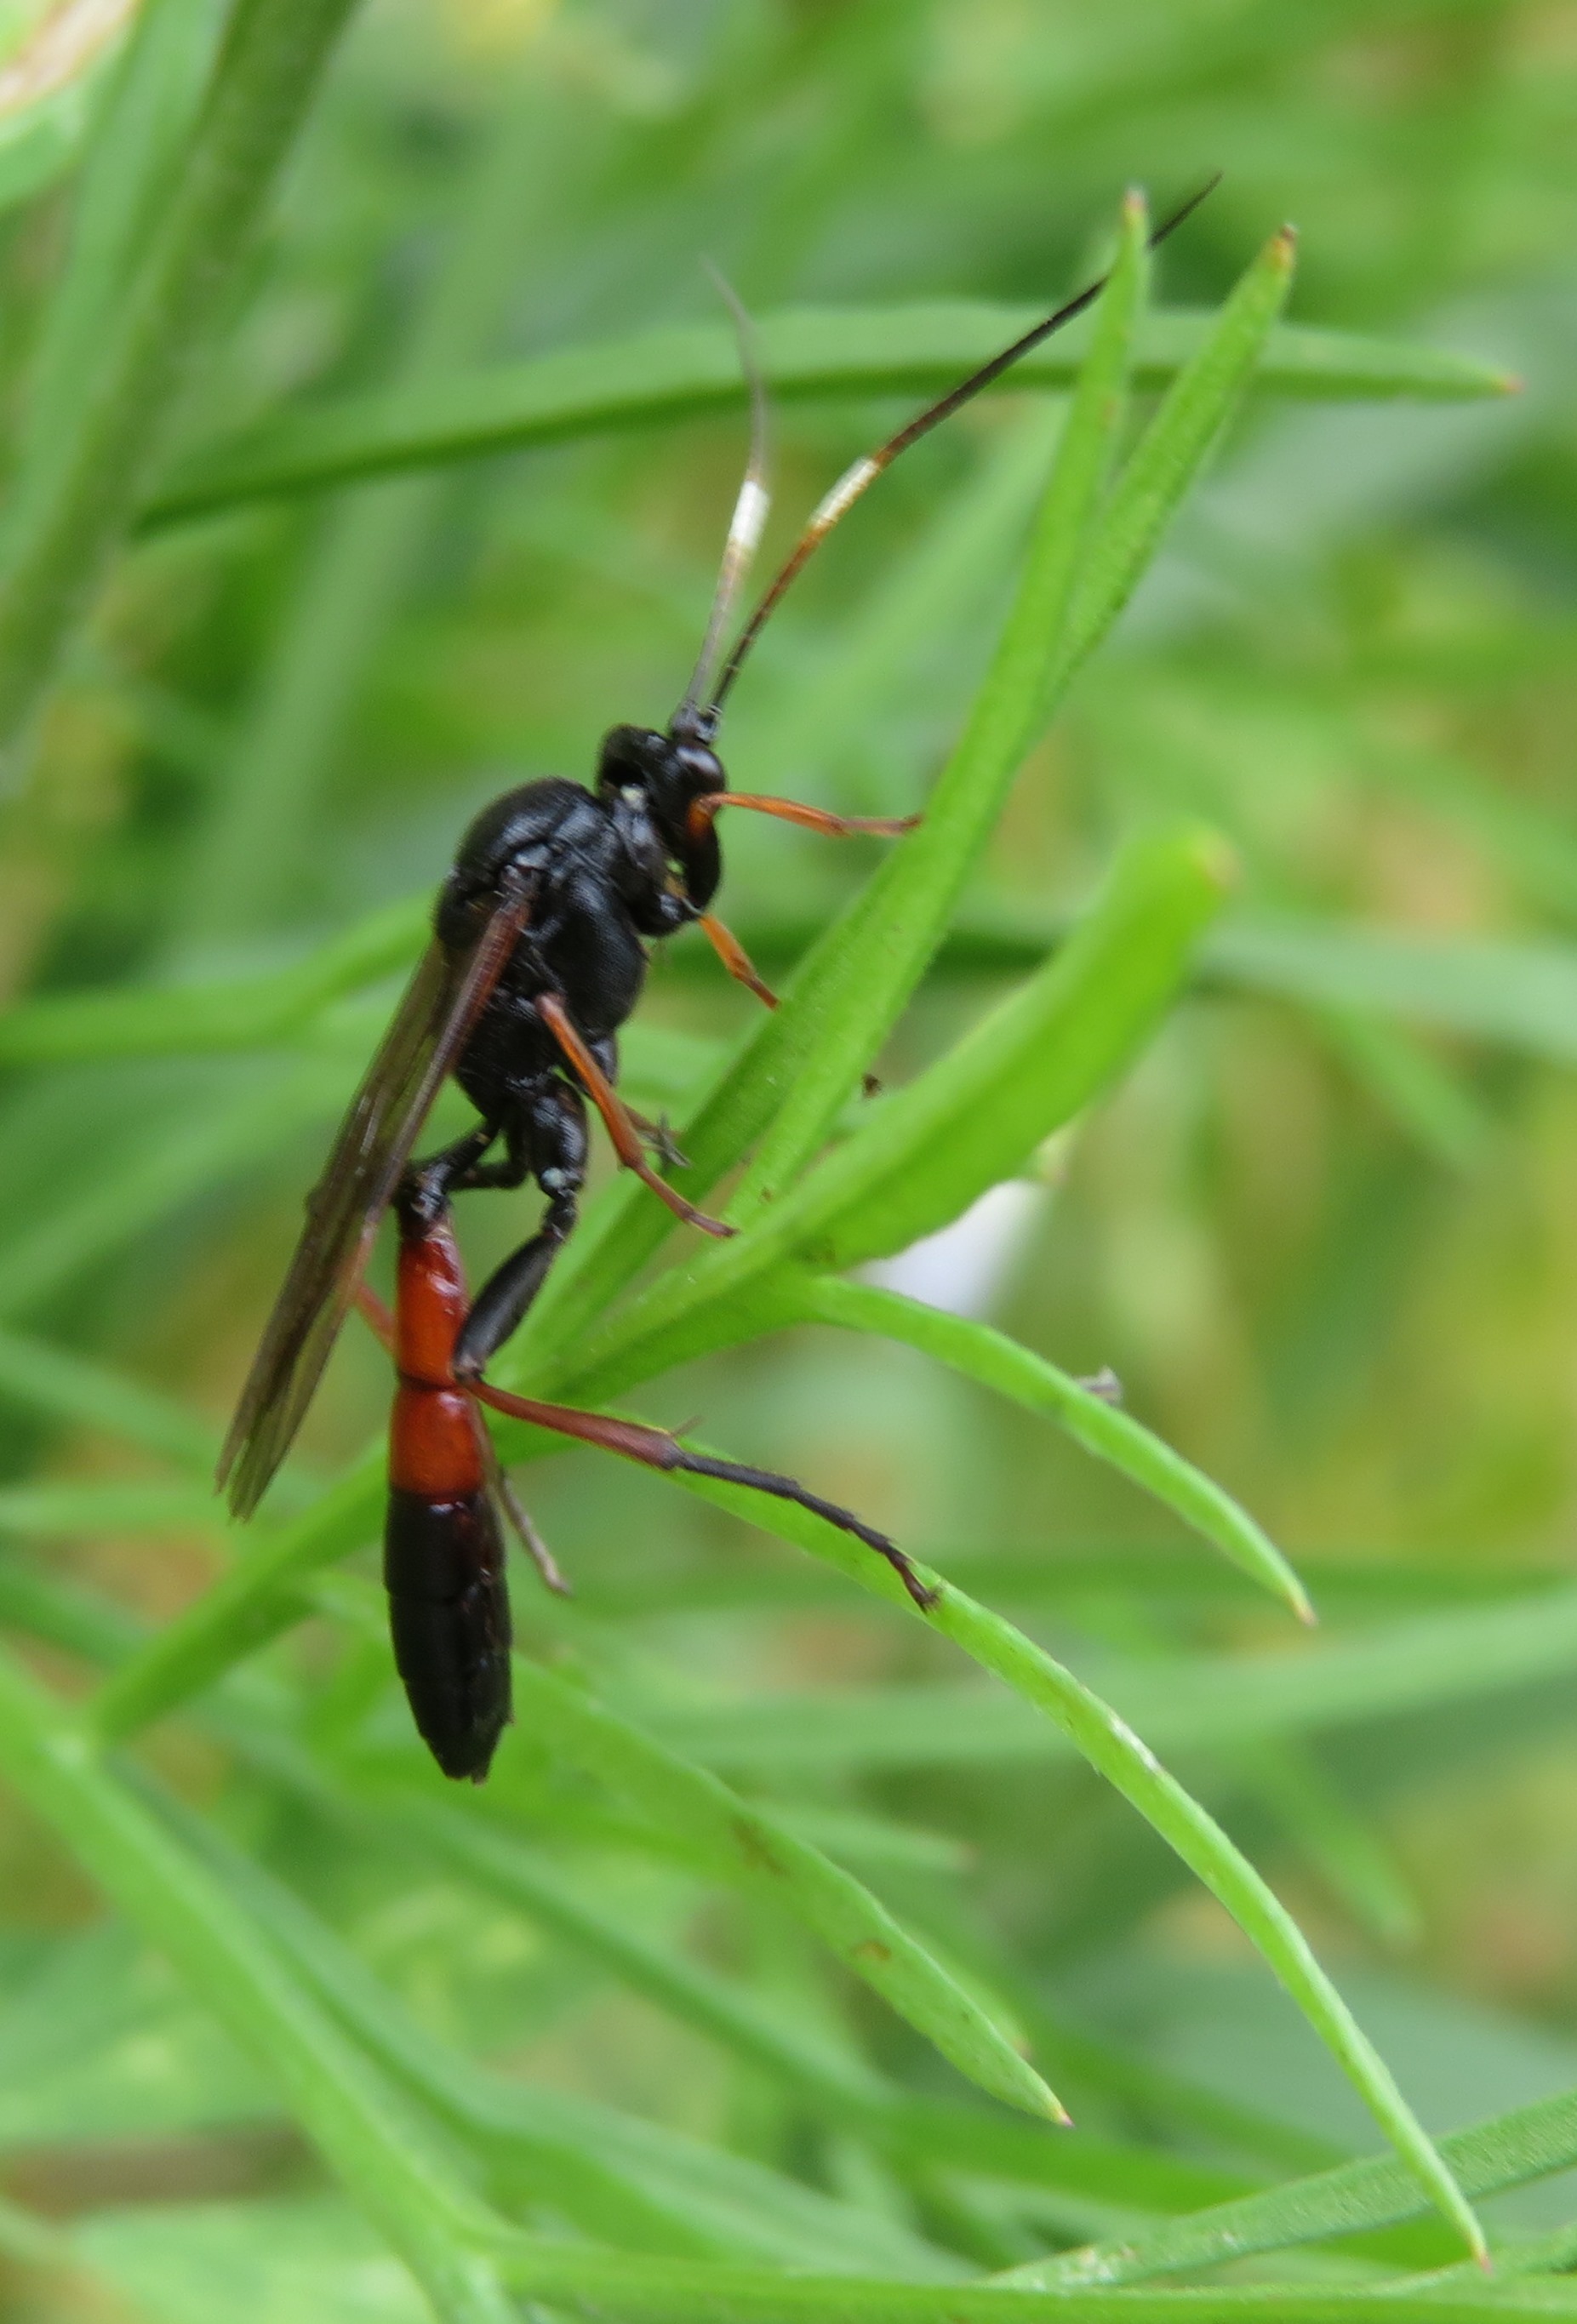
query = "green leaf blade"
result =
(630, 1460, 1481, 2265)
(546, 819, 1231, 1418)
(501, 1657, 1068, 2126)
(144, 300, 1516, 530)
(1057, 225, 1297, 688)
(809, 1282, 1311, 1623)
(0, 1643, 513, 2324)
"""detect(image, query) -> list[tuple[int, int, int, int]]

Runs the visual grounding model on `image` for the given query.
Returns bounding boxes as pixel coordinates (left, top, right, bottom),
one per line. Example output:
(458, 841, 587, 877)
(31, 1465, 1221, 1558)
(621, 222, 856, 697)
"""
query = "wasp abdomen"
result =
(385, 1484, 511, 1781)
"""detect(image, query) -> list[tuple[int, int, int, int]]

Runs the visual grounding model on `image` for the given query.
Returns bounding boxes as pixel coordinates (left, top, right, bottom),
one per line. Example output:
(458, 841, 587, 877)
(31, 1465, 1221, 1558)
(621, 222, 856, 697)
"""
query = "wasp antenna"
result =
(706, 174, 1221, 719)
(675, 262, 772, 732)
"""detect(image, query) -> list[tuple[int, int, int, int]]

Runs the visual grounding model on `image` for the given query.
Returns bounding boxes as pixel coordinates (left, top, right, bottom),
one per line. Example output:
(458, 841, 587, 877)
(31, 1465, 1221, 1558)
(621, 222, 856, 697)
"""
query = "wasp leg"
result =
(454, 1079, 586, 1380)
(467, 1402, 571, 1596)
(626, 1107, 691, 1171)
(403, 1123, 499, 1224)
(471, 1378, 936, 1613)
(354, 1281, 396, 1351)
(537, 991, 733, 1239)
(689, 791, 919, 843)
(697, 912, 778, 1009)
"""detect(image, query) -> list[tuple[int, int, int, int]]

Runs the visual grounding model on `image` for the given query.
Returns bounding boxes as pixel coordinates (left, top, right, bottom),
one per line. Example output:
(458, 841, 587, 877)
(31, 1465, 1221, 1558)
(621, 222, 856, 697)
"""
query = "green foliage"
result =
(0, 2, 1572, 2320)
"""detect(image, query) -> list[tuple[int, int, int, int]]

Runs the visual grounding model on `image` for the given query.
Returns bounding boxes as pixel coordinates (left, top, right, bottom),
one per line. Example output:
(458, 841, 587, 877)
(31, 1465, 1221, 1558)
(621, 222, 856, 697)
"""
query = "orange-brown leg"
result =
(536, 991, 734, 1240)
(689, 791, 919, 845)
(355, 1282, 396, 1352)
(698, 912, 778, 1009)
(472, 1416, 571, 1595)
(471, 1379, 935, 1611)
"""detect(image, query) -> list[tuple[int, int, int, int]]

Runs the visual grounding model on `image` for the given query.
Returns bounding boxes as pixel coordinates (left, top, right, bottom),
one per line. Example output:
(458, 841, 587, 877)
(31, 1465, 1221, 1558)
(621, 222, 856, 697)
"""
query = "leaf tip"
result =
(1293, 1585, 1317, 1628)
(1269, 224, 1299, 270)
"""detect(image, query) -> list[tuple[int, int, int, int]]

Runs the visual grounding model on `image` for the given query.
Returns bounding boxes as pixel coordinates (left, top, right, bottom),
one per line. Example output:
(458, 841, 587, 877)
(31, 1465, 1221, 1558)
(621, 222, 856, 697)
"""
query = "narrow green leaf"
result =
(0, 901, 717, 1100)
(498, 1655, 1066, 2125)
(953, 1613, 1471, 2258)
(14, 0, 224, 488)
(0, 895, 426, 1065)
(0, 1058, 344, 1320)
(496, 187, 1154, 1372)
(540, 821, 1231, 1415)
(77, 2201, 449, 2324)
(774, 825, 1231, 1274)
(0, 1562, 919, 2264)
(134, 1625, 1237, 2233)
(94, 1531, 1061, 2121)
(1054, 226, 1297, 691)
(0, 0, 148, 221)
(806, 1279, 1309, 1621)
(174, 72, 570, 948)
(0, 1321, 218, 1469)
(91, 1453, 386, 1742)
(769, 1804, 972, 1877)
(637, 1580, 1577, 1773)
(998, 1585, 1577, 1763)
(688, 905, 1577, 1072)
(574, 1547, 1551, 1622)
(143, 302, 1517, 530)
(399, 1804, 894, 2118)
(0, 0, 365, 751)
(163, 1788, 959, 2277)
(1395, 2218, 1577, 2299)
(0, 1643, 514, 2324)
(725, 195, 1157, 1227)
(0, 1556, 143, 1664)
(0, 1480, 222, 1537)
(1309, 1008, 1490, 1173)
(1091, 1584, 1577, 1756)
(1208, 916, 1577, 1066)
(1001, 2084, 1577, 2291)
(627, 1466, 1480, 2262)
(1237, 1738, 1420, 1950)
(486, 2245, 1553, 2321)
(0, 1545, 1364, 2250)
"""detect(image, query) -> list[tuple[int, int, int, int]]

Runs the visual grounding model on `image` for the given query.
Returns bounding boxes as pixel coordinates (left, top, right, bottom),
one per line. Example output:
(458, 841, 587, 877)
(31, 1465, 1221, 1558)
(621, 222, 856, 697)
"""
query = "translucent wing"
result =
(218, 881, 532, 1518)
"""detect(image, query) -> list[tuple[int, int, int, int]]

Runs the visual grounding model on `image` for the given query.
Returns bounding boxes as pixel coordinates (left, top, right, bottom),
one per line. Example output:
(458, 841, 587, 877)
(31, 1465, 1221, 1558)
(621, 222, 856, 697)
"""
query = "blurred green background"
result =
(3, 0, 1577, 2314)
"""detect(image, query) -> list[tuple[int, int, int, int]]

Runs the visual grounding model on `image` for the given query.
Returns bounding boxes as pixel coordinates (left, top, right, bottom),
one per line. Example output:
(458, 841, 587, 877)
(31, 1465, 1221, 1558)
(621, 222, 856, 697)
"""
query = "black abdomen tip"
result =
(385, 1487, 512, 1781)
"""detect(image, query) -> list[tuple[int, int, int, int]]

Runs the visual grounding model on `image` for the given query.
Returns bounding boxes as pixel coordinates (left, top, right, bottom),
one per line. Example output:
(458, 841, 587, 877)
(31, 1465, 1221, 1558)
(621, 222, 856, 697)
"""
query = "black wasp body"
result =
(419, 718, 727, 1382)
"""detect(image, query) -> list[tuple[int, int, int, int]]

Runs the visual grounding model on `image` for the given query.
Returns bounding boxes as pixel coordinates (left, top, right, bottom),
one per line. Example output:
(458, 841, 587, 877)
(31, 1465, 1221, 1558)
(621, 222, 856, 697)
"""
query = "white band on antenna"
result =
(809, 456, 880, 535)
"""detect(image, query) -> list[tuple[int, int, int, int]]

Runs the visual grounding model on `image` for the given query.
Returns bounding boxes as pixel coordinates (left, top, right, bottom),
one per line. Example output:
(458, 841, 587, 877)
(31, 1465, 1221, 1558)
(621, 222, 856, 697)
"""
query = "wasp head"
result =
(595, 716, 726, 909)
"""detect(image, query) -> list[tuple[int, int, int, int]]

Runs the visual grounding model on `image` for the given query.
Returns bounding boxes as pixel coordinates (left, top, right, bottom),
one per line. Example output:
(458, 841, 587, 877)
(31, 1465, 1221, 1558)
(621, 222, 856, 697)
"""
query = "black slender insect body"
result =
(220, 186, 1217, 1780)
(424, 726, 727, 1377)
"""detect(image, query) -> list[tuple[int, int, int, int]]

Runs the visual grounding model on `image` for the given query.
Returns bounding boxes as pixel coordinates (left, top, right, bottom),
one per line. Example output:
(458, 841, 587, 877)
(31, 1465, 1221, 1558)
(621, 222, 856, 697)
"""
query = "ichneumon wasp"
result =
(219, 183, 1215, 1780)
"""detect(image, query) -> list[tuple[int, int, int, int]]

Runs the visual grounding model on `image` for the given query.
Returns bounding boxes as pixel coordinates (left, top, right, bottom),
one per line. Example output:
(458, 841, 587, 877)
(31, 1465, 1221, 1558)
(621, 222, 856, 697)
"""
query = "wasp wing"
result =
(218, 882, 532, 1519)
